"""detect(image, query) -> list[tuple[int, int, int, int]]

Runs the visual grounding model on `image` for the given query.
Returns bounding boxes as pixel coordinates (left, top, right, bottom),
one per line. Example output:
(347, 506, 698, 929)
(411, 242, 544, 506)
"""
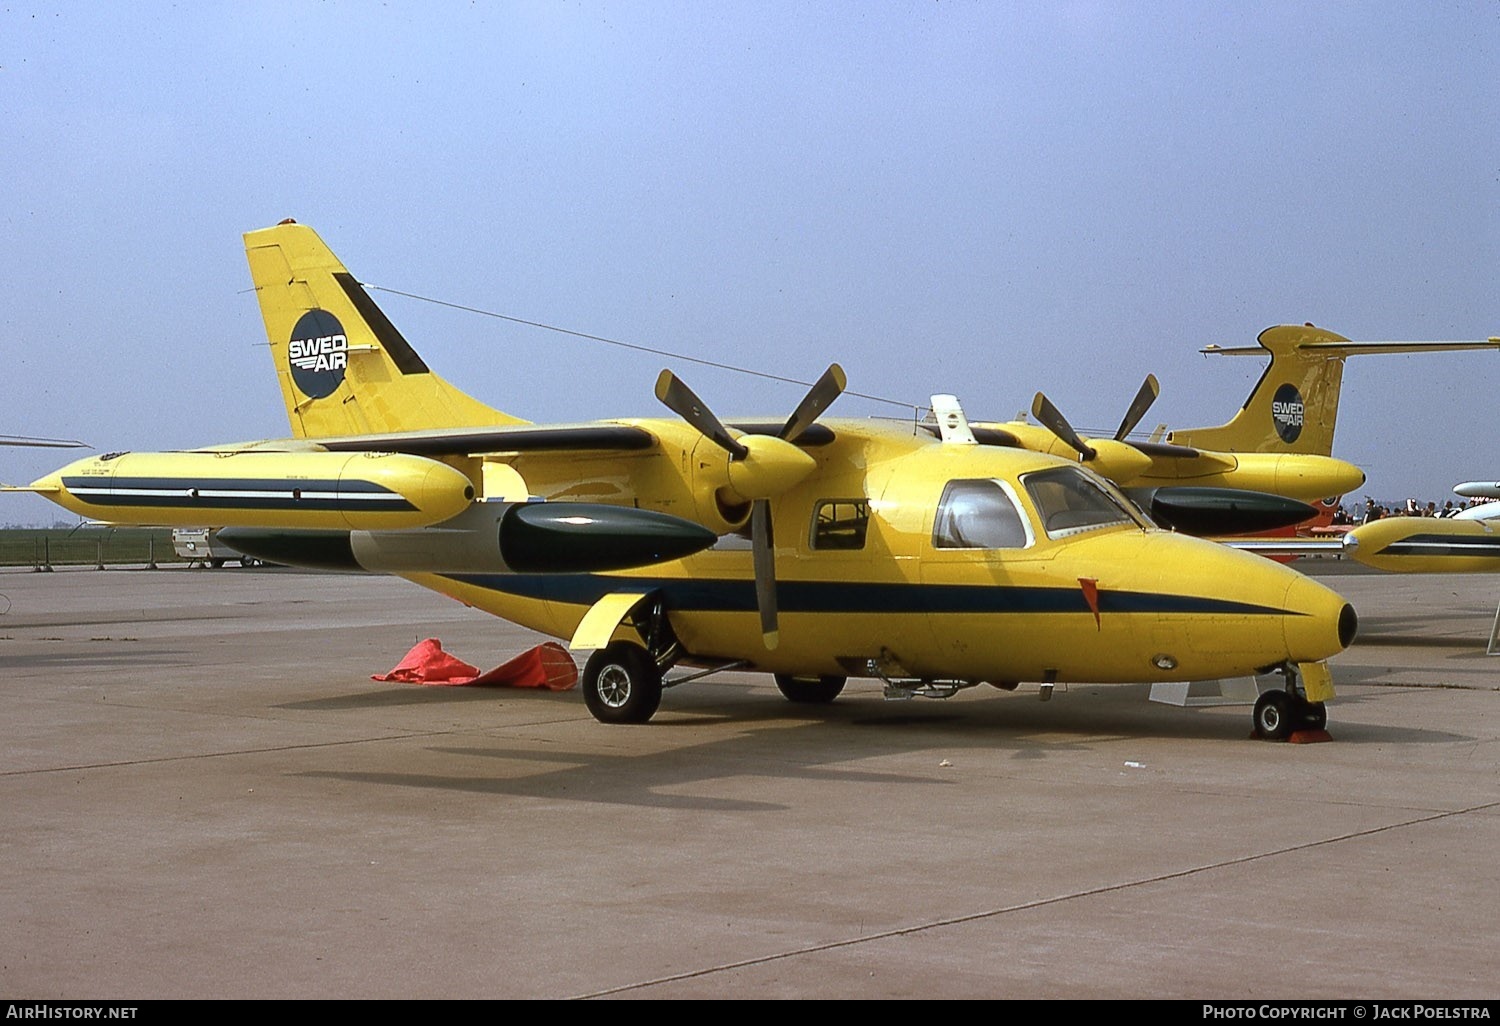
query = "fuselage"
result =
(414, 420, 1354, 685)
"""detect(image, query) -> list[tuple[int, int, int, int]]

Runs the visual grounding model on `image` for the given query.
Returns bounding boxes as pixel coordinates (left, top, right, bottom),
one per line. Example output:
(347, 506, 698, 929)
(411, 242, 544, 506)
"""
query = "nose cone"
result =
(1108, 531, 1356, 681)
(1282, 573, 1358, 662)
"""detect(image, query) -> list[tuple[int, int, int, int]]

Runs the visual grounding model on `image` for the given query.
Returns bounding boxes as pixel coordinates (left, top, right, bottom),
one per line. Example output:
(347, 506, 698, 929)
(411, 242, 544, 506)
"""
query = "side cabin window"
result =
(1023, 466, 1137, 539)
(932, 479, 1029, 549)
(811, 499, 869, 550)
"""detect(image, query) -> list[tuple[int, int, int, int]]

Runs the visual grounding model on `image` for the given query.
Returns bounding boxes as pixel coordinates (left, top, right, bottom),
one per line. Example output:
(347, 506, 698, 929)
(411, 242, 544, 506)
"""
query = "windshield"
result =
(1022, 466, 1140, 539)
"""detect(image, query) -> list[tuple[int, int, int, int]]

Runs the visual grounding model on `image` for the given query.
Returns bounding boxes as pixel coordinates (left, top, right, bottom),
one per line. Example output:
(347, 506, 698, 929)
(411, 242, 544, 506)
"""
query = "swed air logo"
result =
(287, 309, 348, 399)
(1271, 383, 1304, 444)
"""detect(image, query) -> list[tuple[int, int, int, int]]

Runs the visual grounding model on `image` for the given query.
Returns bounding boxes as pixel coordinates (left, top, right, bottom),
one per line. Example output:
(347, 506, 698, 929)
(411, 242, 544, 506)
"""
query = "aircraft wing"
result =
(969, 417, 1236, 471)
(226, 421, 839, 460)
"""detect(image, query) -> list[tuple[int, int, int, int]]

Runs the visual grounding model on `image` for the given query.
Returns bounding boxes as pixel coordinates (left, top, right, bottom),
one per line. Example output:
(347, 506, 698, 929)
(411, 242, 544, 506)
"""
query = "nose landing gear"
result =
(1252, 663, 1330, 741)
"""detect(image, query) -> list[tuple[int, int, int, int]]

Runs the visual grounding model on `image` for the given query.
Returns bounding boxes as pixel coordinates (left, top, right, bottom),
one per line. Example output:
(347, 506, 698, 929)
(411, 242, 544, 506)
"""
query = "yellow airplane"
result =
(20, 220, 1361, 741)
(1171, 329, 1500, 578)
(990, 375, 1368, 506)
(973, 324, 1500, 583)
(1176, 324, 1500, 457)
(983, 324, 1499, 512)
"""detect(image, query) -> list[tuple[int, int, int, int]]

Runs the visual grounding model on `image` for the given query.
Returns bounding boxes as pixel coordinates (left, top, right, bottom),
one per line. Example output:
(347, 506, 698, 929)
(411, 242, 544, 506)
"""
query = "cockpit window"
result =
(933, 479, 1030, 549)
(1023, 466, 1137, 538)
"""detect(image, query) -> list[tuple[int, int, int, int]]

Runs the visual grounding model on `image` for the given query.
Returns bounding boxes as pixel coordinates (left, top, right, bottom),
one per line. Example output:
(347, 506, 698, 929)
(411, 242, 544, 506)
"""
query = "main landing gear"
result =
(578, 596, 855, 723)
(772, 674, 846, 704)
(580, 596, 707, 725)
(581, 642, 664, 724)
(580, 648, 851, 723)
(1251, 664, 1328, 741)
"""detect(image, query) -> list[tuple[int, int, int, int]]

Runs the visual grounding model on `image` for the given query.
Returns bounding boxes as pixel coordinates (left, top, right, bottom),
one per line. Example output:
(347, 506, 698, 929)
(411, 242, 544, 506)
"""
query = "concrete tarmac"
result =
(1, 562, 1497, 1000)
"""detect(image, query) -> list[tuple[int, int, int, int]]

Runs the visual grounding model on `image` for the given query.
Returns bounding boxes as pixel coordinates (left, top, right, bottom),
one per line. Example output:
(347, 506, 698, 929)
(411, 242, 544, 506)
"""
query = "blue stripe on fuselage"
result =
(439, 573, 1295, 617)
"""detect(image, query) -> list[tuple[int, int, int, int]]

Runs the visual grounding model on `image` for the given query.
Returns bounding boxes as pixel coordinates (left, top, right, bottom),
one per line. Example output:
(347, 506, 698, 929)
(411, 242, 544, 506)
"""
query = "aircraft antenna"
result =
(365, 284, 918, 414)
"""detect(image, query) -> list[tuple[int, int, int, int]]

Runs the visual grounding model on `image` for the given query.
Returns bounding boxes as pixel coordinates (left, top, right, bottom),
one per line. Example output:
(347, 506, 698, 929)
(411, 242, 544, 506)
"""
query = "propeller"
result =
(1030, 391, 1097, 461)
(655, 364, 847, 649)
(1113, 374, 1160, 443)
(653, 373, 749, 460)
(779, 364, 848, 444)
(1029, 375, 1161, 483)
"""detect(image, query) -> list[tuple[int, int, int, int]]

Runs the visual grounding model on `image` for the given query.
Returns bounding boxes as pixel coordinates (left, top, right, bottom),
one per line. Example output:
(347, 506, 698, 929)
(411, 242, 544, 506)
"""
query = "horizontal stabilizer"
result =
(0, 434, 88, 448)
(1201, 337, 1500, 357)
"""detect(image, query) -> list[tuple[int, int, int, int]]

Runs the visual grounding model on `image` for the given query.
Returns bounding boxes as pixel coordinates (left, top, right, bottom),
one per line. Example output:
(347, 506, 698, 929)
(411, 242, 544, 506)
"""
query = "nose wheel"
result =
(1252, 686, 1328, 741)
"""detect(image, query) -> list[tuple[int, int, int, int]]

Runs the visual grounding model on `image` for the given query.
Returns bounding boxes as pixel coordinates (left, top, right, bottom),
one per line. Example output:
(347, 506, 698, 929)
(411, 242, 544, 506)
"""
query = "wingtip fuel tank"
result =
(32, 450, 476, 530)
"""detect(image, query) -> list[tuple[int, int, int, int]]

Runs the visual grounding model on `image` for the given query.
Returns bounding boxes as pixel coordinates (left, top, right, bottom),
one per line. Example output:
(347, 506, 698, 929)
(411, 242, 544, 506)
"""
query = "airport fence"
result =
(0, 527, 188, 570)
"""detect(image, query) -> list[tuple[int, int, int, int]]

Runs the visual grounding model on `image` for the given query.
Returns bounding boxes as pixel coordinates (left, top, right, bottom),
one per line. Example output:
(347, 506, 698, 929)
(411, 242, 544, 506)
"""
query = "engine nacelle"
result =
(218, 500, 719, 574)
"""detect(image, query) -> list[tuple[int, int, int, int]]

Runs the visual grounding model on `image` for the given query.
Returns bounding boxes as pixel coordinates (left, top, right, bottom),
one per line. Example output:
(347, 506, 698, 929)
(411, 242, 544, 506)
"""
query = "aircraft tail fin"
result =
(244, 220, 527, 439)
(1168, 325, 1499, 456)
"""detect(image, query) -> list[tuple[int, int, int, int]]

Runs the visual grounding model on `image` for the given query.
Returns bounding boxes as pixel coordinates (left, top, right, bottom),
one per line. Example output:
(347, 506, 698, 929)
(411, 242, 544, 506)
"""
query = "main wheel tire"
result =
(582, 642, 663, 724)
(773, 674, 847, 704)
(1253, 689, 1294, 741)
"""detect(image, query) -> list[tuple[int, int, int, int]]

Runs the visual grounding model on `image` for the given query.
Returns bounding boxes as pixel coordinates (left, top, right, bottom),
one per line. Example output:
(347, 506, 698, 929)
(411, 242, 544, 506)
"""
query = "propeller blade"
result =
(779, 364, 847, 442)
(1030, 392, 1096, 460)
(1113, 374, 1160, 442)
(751, 499, 779, 648)
(654, 370, 748, 459)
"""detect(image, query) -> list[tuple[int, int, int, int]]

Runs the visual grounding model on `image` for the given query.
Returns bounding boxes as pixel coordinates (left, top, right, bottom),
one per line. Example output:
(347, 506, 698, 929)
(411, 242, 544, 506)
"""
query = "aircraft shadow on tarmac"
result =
(276, 685, 545, 712)
(297, 718, 955, 813)
(275, 678, 1476, 811)
(1348, 630, 1494, 651)
(8, 645, 197, 670)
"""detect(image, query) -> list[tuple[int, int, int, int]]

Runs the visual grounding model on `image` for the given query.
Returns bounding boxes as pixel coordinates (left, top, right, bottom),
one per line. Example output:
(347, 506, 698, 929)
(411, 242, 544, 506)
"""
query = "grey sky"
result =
(2, 1, 1495, 524)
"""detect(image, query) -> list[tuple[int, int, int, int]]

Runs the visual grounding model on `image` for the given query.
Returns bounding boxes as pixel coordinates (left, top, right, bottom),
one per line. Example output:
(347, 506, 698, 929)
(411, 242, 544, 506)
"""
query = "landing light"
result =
(1152, 654, 1178, 671)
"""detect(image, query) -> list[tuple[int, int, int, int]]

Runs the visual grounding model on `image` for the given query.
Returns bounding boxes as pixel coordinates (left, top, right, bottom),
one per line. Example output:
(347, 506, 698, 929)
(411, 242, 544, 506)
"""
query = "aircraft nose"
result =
(1282, 574, 1357, 661)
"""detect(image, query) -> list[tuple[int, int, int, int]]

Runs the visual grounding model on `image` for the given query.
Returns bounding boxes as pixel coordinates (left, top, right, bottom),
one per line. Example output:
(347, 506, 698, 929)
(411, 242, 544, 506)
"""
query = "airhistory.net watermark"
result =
(5, 1007, 137, 1020)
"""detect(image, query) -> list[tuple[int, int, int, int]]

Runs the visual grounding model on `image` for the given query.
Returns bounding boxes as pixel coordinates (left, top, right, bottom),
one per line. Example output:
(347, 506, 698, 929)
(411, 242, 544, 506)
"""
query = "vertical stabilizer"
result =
(244, 220, 527, 438)
(1168, 325, 1499, 456)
